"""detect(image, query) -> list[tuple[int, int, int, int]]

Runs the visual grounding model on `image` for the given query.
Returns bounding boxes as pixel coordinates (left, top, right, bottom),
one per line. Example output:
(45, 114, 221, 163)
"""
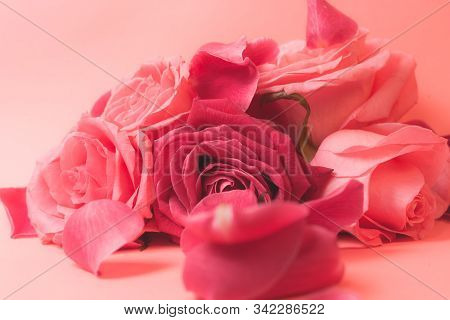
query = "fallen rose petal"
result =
(0, 188, 37, 238)
(306, 0, 358, 48)
(62, 199, 144, 274)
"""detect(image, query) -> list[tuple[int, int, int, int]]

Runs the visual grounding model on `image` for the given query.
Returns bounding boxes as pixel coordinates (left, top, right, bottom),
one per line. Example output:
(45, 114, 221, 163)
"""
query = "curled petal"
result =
(190, 38, 258, 111)
(62, 200, 144, 274)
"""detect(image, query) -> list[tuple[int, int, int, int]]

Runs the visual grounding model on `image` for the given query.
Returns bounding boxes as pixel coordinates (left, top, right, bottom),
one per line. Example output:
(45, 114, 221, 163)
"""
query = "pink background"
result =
(0, 0, 449, 299)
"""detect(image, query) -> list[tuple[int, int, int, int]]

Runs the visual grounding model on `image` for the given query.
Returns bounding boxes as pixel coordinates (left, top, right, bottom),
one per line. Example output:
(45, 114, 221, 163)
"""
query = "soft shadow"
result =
(99, 260, 171, 279)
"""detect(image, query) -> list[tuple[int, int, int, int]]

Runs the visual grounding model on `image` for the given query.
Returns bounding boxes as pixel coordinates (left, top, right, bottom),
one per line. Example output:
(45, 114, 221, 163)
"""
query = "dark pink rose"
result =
(312, 123, 450, 245)
(152, 98, 363, 237)
(96, 57, 194, 134)
(249, 0, 417, 146)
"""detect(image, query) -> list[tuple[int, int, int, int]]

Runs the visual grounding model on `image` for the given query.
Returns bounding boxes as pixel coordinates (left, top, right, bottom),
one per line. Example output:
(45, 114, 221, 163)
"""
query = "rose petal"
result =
(306, 179, 364, 233)
(263, 225, 343, 299)
(187, 192, 310, 244)
(306, 0, 358, 48)
(190, 189, 258, 216)
(182, 204, 344, 299)
(243, 37, 279, 65)
(366, 160, 424, 231)
(0, 188, 37, 238)
(190, 38, 258, 111)
(182, 221, 305, 299)
(62, 199, 144, 274)
(90, 90, 111, 117)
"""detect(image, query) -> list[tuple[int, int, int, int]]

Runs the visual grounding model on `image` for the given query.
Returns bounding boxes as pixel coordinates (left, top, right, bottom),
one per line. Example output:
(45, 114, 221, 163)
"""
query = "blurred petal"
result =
(182, 201, 344, 299)
(62, 200, 144, 274)
(182, 221, 305, 299)
(0, 188, 37, 238)
(187, 196, 309, 244)
(264, 226, 343, 299)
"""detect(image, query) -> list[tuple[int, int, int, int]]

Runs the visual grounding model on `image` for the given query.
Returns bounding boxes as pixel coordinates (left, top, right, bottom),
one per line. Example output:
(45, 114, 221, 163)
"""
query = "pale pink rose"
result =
(249, 0, 417, 146)
(26, 116, 152, 245)
(0, 116, 150, 273)
(312, 123, 450, 245)
(95, 57, 194, 133)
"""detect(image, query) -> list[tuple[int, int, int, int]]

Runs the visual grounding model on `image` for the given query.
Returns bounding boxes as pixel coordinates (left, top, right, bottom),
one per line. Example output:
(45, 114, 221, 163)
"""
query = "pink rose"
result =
(94, 57, 194, 133)
(26, 116, 152, 245)
(182, 182, 363, 299)
(248, 0, 417, 146)
(312, 123, 450, 245)
(0, 116, 149, 274)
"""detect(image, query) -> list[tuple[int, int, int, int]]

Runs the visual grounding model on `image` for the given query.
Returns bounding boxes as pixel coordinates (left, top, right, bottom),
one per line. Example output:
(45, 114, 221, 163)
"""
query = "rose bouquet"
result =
(1, 0, 449, 299)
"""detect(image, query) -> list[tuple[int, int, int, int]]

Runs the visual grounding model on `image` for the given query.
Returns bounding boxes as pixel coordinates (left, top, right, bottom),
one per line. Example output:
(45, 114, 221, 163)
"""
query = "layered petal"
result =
(102, 57, 193, 133)
(366, 161, 425, 232)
